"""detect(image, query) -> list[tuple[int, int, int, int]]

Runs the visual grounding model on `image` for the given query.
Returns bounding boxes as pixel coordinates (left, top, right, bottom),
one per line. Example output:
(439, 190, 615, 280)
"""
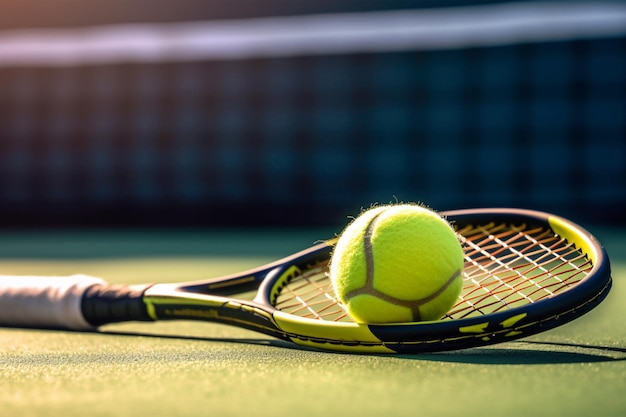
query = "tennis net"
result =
(0, 2, 625, 227)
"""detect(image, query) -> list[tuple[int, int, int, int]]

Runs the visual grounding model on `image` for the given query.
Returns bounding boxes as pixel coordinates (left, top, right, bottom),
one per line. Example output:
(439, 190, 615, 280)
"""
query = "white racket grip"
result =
(0, 274, 106, 330)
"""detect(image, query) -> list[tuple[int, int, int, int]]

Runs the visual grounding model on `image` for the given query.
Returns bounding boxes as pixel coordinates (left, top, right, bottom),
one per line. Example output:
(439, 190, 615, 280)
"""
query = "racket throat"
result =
(143, 285, 286, 339)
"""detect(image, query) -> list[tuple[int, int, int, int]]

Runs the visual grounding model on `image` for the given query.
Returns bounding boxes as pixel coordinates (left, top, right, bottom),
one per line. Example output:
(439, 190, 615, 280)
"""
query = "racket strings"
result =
(274, 263, 349, 321)
(273, 222, 593, 322)
(450, 222, 593, 318)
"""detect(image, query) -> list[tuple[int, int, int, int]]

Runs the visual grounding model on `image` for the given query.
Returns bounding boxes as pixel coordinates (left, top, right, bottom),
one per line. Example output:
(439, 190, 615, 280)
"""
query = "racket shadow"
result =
(6, 324, 623, 361)
(102, 329, 626, 363)
(401, 341, 626, 364)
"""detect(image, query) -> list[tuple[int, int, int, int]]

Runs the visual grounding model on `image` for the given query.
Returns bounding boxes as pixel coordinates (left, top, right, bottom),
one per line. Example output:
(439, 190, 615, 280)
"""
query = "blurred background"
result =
(0, 0, 624, 230)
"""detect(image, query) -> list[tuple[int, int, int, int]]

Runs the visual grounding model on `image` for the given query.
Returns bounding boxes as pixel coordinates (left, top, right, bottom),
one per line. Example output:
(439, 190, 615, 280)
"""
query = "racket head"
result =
(150, 208, 612, 354)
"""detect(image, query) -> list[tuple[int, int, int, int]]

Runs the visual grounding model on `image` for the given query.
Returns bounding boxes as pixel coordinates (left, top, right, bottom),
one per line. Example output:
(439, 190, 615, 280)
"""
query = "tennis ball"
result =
(330, 204, 464, 323)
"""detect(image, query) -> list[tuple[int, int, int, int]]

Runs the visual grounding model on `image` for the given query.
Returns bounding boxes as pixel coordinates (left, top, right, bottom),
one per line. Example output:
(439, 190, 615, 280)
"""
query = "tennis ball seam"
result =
(342, 207, 461, 322)
(344, 271, 461, 321)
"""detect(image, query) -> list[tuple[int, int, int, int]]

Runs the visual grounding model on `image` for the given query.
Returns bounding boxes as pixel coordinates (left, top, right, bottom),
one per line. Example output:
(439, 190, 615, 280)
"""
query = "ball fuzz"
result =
(330, 204, 464, 323)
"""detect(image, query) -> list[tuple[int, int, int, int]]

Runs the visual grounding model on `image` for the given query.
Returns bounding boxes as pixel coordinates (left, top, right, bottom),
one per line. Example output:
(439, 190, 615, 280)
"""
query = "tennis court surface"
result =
(0, 227, 624, 417)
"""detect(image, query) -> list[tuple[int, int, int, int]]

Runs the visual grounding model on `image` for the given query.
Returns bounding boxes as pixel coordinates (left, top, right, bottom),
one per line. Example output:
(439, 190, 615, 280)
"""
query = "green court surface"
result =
(1, 227, 624, 417)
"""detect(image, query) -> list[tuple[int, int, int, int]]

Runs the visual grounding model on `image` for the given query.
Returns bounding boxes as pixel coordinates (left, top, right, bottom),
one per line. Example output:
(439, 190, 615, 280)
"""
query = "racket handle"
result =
(0, 275, 105, 330)
(0, 275, 154, 330)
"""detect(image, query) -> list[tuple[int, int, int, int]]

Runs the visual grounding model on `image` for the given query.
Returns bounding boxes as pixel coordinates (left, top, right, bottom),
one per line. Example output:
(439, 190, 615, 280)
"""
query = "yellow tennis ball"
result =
(330, 204, 464, 323)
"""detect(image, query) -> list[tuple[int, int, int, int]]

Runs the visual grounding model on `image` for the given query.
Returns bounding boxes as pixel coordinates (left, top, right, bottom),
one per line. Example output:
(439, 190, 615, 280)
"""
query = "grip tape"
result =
(81, 283, 153, 326)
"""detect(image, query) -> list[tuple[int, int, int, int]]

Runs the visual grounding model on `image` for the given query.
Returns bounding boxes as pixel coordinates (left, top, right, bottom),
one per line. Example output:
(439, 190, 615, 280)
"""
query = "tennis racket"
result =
(0, 208, 612, 354)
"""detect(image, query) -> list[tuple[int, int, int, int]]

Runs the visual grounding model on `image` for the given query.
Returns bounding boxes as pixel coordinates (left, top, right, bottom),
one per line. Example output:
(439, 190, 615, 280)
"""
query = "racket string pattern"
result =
(273, 221, 594, 323)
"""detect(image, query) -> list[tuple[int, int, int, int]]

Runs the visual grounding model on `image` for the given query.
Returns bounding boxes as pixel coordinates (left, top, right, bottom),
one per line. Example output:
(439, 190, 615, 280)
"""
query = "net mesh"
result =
(273, 221, 593, 322)
(0, 4, 625, 227)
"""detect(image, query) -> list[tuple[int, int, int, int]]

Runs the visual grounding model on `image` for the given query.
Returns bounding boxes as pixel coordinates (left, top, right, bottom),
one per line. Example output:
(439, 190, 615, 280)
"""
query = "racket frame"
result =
(136, 208, 611, 353)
